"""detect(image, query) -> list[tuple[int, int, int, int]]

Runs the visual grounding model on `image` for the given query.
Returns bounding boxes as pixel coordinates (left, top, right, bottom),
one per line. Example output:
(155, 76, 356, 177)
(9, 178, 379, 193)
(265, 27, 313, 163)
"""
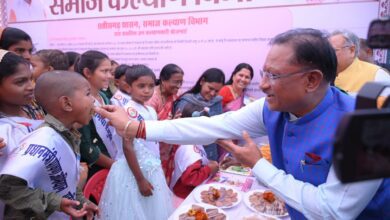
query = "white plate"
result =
(242, 213, 279, 220)
(243, 189, 288, 218)
(193, 183, 242, 209)
(170, 203, 229, 220)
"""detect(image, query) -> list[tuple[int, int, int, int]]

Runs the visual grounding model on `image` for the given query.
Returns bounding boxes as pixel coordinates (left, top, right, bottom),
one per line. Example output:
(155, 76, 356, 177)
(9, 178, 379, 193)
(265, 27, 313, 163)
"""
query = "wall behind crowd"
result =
(2, 0, 387, 97)
(0, 1, 7, 27)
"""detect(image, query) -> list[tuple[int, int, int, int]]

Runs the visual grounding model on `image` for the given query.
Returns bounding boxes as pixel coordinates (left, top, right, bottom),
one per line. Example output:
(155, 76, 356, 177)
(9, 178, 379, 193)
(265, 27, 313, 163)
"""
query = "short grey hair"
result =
(330, 29, 360, 57)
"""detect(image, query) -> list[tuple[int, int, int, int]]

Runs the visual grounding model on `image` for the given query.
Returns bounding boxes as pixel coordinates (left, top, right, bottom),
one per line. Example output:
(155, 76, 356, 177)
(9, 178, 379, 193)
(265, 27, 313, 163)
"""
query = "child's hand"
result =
(137, 178, 154, 197)
(208, 160, 219, 175)
(168, 111, 182, 120)
(80, 201, 100, 220)
(217, 131, 263, 168)
(60, 198, 87, 218)
(0, 137, 5, 156)
(219, 156, 241, 170)
(172, 111, 182, 119)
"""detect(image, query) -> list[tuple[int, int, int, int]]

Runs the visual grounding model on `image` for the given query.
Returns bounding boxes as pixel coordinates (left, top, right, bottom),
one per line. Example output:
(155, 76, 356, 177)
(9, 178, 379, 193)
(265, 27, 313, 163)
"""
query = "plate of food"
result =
(171, 203, 228, 220)
(241, 213, 278, 220)
(220, 165, 252, 176)
(241, 213, 280, 220)
(243, 189, 288, 218)
(193, 183, 242, 209)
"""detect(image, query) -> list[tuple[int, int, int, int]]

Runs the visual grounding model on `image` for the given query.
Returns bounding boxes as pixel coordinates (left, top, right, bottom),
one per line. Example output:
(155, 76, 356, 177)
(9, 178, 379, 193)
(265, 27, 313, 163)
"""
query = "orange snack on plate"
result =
(259, 145, 272, 162)
(263, 191, 276, 203)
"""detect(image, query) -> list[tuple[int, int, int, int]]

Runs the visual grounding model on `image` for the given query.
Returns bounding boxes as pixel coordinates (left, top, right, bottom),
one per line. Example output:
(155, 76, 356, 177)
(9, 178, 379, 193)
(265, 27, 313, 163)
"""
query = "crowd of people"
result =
(0, 25, 389, 220)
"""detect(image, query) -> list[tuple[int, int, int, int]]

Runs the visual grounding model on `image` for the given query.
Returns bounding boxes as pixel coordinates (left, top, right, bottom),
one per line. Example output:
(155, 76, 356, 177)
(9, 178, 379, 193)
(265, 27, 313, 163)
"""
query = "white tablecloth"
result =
(168, 171, 290, 220)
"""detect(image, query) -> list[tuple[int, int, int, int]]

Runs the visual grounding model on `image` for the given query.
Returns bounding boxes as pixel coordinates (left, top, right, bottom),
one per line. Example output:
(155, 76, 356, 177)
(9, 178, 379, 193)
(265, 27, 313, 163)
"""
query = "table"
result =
(168, 171, 290, 220)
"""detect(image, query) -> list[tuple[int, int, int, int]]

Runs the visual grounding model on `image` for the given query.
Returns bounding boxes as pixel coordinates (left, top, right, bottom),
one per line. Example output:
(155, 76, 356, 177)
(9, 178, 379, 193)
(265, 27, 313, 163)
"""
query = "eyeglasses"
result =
(260, 69, 317, 82)
(333, 45, 352, 52)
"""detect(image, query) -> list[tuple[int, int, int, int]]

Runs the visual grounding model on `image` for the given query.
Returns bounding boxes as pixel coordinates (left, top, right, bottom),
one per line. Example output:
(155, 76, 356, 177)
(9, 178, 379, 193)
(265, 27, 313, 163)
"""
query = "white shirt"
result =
(1, 126, 79, 220)
(145, 98, 383, 219)
(0, 117, 43, 171)
(0, 116, 42, 218)
(10, 0, 46, 22)
(170, 144, 209, 189)
(374, 68, 390, 82)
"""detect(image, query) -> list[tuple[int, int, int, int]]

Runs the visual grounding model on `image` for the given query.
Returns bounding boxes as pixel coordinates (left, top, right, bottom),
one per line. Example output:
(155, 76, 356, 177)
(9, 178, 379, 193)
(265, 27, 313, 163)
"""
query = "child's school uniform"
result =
(0, 114, 89, 220)
(110, 89, 132, 109)
(91, 96, 121, 160)
(101, 88, 114, 100)
(98, 99, 173, 220)
(0, 116, 43, 171)
(170, 144, 211, 198)
(0, 115, 43, 217)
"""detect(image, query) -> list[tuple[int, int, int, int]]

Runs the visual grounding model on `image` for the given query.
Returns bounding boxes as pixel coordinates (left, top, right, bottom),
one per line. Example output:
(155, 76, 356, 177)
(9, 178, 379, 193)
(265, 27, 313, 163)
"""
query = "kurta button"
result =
(287, 132, 294, 137)
(285, 159, 288, 164)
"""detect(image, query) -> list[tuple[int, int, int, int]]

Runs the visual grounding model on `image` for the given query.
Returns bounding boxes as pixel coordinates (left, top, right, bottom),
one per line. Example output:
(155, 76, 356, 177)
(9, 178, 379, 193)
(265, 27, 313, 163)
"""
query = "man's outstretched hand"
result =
(94, 105, 138, 138)
(216, 131, 263, 168)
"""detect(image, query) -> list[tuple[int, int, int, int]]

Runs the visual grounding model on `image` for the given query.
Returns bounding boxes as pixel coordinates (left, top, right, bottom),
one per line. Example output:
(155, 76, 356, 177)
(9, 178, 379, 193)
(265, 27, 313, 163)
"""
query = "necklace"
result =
(159, 85, 168, 106)
(230, 85, 242, 99)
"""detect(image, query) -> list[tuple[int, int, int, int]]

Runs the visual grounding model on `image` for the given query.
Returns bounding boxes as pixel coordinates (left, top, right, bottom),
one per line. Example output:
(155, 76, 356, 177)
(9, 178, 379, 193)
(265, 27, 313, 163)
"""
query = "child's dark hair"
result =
(115, 64, 130, 79)
(111, 59, 119, 66)
(180, 102, 210, 118)
(74, 50, 109, 76)
(226, 63, 254, 85)
(0, 27, 32, 50)
(125, 64, 156, 85)
(184, 68, 225, 95)
(35, 49, 69, 70)
(0, 50, 29, 83)
(65, 51, 80, 69)
(156, 63, 184, 85)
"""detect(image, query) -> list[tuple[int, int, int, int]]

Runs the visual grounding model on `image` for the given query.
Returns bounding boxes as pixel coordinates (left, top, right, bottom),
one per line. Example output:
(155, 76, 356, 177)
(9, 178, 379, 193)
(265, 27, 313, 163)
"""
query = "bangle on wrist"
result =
(135, 120, 146, 139)
(124, 120, 132, 136)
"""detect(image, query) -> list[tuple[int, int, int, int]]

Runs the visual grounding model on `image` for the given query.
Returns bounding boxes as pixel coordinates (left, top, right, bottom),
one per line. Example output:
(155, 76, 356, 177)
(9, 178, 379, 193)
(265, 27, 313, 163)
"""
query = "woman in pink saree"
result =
(219, 63, 254, 112)
(147, 63, 184, 184)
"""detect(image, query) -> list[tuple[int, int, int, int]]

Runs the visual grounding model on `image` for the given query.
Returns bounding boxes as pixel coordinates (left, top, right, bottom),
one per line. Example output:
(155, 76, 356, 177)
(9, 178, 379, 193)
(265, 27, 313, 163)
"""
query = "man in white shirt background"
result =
(8, 0, 46, 23)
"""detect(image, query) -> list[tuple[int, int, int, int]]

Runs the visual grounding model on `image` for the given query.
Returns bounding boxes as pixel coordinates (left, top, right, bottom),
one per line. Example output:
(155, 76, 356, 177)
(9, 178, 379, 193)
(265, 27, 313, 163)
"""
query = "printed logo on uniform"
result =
(127, 107, 139, 119)
(114, 94, 123, 100)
